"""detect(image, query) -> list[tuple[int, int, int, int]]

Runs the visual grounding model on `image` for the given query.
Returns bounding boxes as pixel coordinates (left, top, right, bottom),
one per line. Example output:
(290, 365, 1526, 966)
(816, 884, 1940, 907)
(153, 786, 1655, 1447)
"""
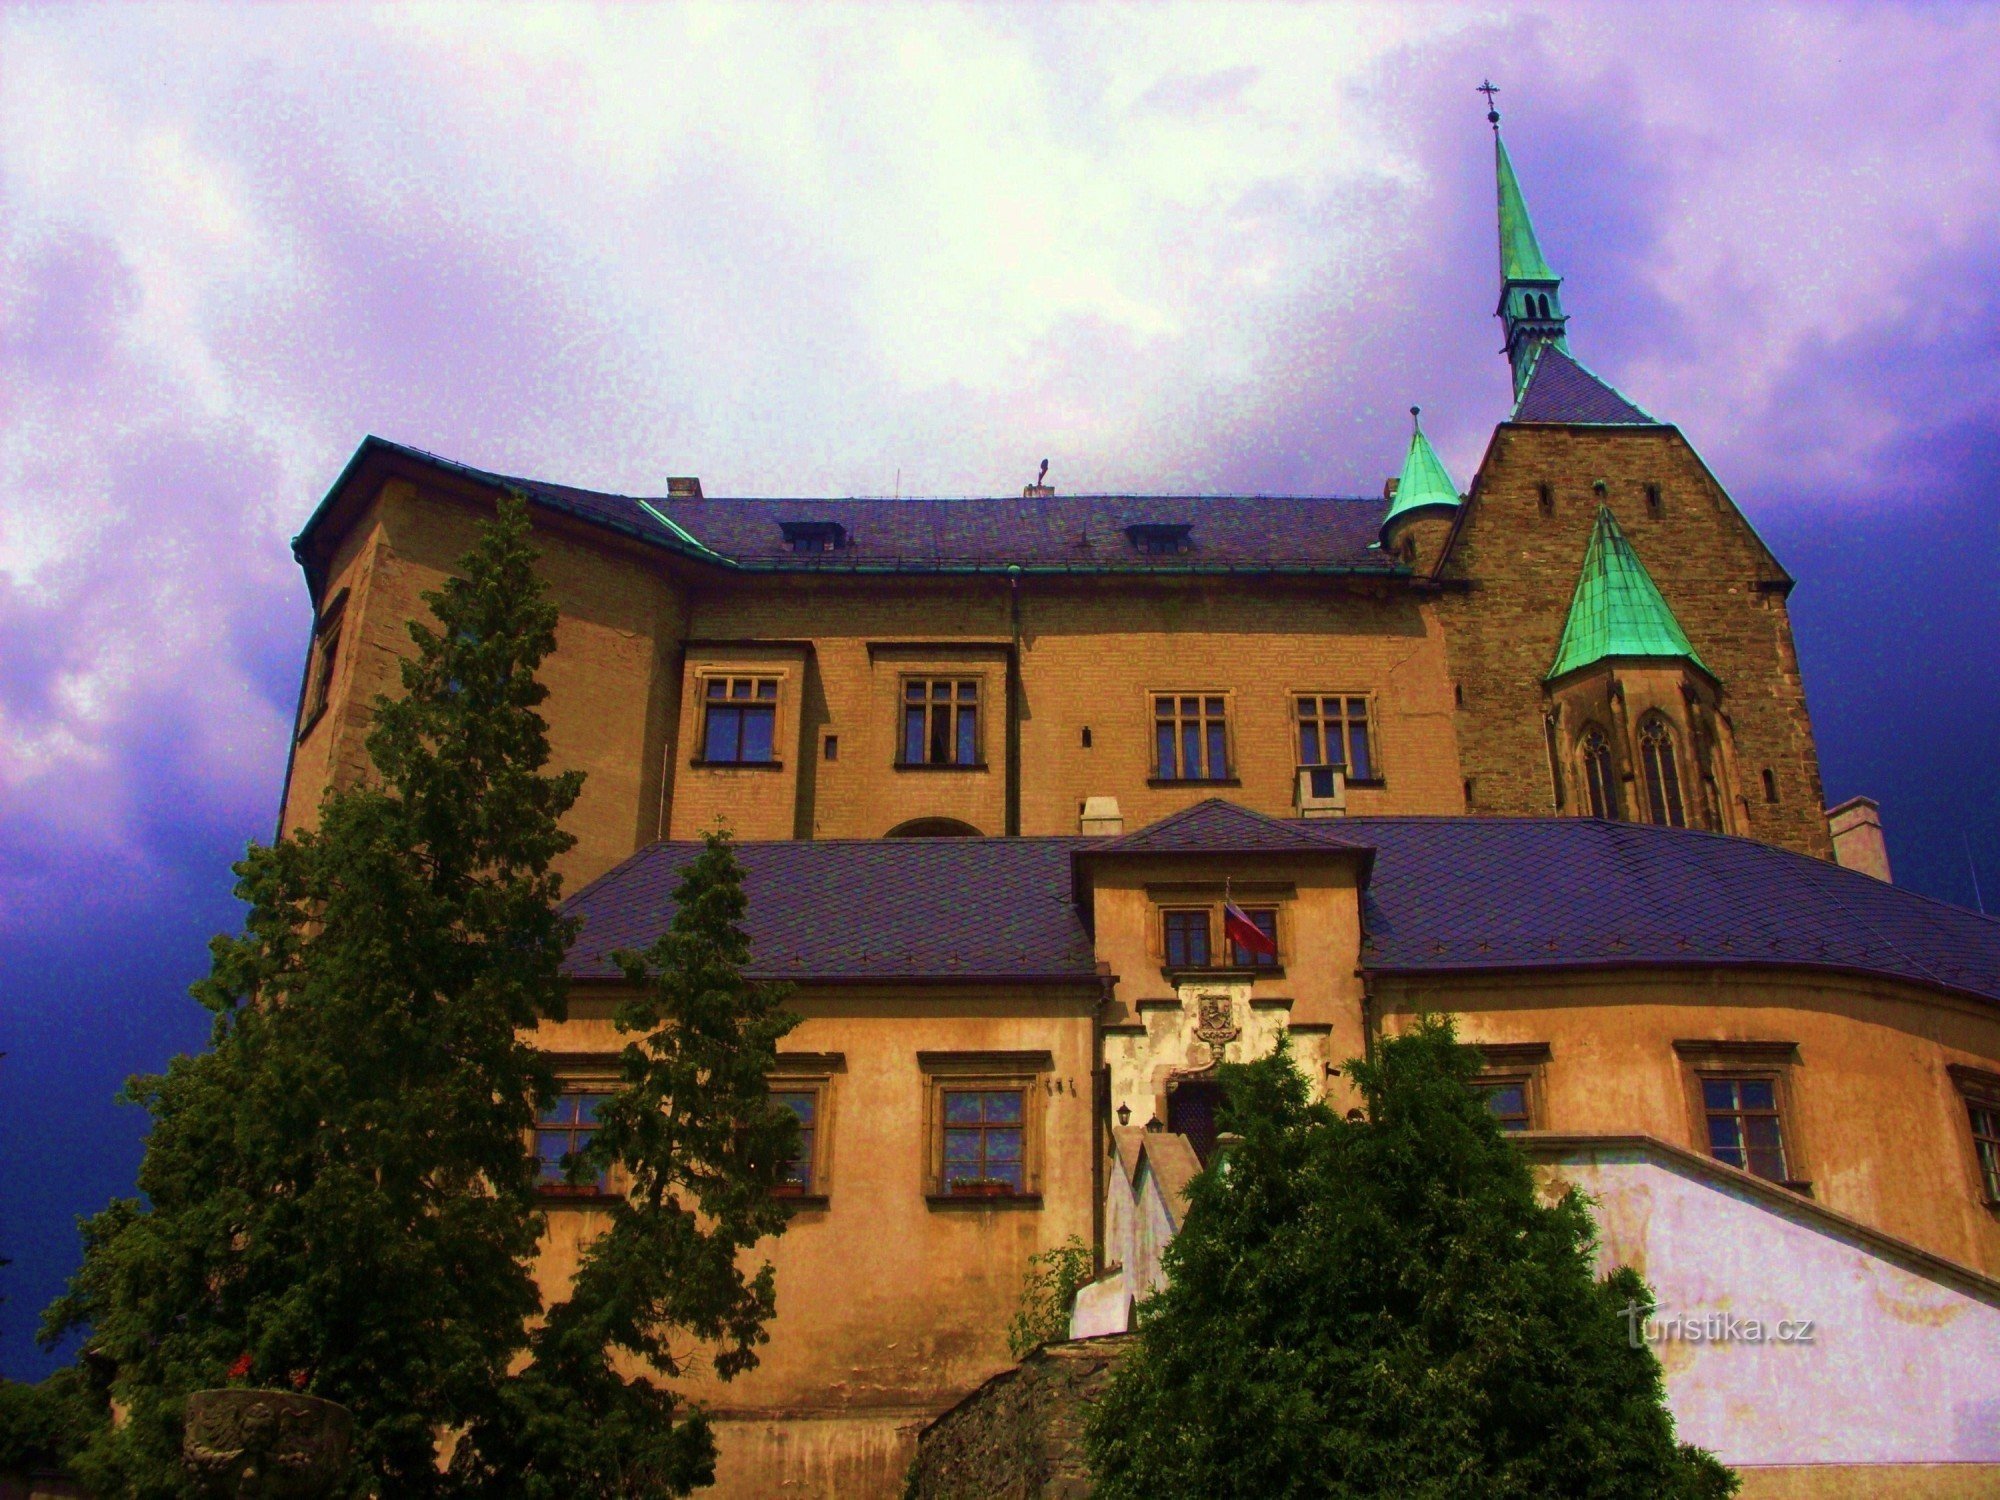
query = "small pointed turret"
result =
(1486, 92, 1569, 396)
(1548, 506, 1709, 682)
(1380, 406, 1461, 544)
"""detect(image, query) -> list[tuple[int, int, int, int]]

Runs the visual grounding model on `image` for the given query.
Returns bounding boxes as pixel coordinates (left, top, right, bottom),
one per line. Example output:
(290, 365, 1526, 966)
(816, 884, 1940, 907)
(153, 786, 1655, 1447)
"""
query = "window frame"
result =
(695, 672, 784, 766)
(898, 674, 985, 769)
(297, 590, 349, 741)
(769, 1052, 842, 1206)
(1638, 715, 1688, 828)
(1294, 693, 1379, 784)
(1579, 723, 1620, 820)
(1948, 1065, 2000, 1210)
(1674, 1040, 1809, 1194)
(919, 1051, 1050, 1205)
(1155, 899, 1285, 975)
(1150, 691, 1234, 784)
(533, 1058, 622, 1203)
(1473, 1041, 1551, 1133)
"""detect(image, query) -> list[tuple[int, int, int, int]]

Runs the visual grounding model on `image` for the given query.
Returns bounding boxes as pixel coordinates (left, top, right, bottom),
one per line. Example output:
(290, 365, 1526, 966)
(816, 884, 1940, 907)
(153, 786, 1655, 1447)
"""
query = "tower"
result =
(1378, 405, 1462, 571)
(1485, 87, 1569, 396)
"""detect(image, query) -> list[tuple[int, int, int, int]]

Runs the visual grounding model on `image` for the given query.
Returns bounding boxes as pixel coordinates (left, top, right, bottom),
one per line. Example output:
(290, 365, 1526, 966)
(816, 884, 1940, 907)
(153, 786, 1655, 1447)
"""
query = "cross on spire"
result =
(1477, 79, 1501, 127)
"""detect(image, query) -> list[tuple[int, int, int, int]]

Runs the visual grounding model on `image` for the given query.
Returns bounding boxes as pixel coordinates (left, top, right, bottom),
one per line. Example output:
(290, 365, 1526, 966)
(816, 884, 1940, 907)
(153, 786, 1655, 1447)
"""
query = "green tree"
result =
(448, 830, 801, 1496)
(1085, 1020, 1736, 1500)
(44, 496, 590, 1496)
(0, 1368, 107, 1480)
(1006, 1236, 1093, 1361)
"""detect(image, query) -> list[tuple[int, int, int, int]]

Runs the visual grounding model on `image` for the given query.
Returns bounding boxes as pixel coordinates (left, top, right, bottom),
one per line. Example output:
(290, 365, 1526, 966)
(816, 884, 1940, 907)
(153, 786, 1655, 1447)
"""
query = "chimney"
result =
(1024, 458, 1054, 498)
(667, 477, 703, 498)
(1383, 477, 1400, 500)
(1827, 796, 1892, 882)
(1079, 796, 1124, 836)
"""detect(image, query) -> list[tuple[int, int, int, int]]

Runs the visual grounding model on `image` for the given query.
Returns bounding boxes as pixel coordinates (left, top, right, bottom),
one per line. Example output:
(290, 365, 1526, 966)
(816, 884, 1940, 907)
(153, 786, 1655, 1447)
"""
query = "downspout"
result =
(271, 608, 316, 843)
(1006, 565, 1022, 837)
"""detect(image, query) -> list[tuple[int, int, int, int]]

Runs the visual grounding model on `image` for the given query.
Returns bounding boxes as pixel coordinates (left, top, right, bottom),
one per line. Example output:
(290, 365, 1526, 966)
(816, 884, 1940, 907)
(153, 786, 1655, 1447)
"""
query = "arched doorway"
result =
(884, 818, 982, 837)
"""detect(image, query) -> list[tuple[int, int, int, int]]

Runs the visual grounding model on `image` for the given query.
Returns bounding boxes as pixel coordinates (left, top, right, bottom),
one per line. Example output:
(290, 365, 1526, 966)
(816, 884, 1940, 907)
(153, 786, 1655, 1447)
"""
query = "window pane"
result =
(731, 679, 751, 699)
(957, 681, 977, 701)
(1702, 1078, 1735, 1111)
(956, 706, 977, 765)
(1745, 1115, 1783, 1153)
(1300, 723, 1321, 764)
(707, 679, 726, 699)
(1746, 1148, 1786, 1181)
(930, 702, 950, 763)
(1740, 1079, 1776, 1111)
(908, 681, 926, 701)
(988, 1161, 1026, 1190)
(539, 1097, 578, 1126)
(576, 1095, 607, 1124)
(1180, 723, 1199, 778)
(1157, 722, 1175, 777)
(1206, 723, 1228, 779)
(906, 707, 926, 764)
(944, 1129, 981, 1162)
(1155, 696, 1173, 717)
(536, 1133, 570, 1176)
(943, 1093, 984, 1125)
(741, 706, 775, 762)
(705, 706, 739, 761)
(1707, 1116, 1743, 1163)
(1347, 698, 1368, 720)
(1180, 697, 1199, 715)
(985, 1128, 1023, 1162)
(756, 679, 777, 700)
(1348, 724, 1372, 780)
(776, 1092, 815, 1125)
(983, 1091, 1024, 1124)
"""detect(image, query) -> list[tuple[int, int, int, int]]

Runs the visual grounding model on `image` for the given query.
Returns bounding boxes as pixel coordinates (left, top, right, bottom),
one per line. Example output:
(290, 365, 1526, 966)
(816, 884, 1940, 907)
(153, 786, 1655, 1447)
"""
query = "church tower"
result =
(1485, 85, 1570, 396)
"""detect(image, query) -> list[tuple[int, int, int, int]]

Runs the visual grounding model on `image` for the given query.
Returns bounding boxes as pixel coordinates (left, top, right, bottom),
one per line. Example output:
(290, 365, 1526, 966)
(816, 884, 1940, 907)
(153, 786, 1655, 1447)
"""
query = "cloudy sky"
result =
(4, 3, 1998, 1370)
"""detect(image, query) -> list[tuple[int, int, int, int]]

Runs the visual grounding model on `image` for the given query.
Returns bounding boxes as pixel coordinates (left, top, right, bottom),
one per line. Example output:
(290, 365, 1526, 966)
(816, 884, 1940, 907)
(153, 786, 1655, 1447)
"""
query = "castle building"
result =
(281, 114, 2000, 1496)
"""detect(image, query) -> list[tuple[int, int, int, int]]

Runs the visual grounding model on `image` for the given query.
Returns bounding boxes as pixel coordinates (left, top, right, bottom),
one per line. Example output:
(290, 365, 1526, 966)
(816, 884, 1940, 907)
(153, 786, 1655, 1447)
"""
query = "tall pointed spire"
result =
(1482, 84, 1569, 397)
(1381, 406, 1461, 542)
(1548, 507, 1709, 682)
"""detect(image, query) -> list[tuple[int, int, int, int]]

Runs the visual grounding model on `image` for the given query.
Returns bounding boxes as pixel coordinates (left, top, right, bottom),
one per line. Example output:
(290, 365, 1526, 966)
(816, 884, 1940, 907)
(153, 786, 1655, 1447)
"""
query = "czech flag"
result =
(1223, 901, 1276, 959)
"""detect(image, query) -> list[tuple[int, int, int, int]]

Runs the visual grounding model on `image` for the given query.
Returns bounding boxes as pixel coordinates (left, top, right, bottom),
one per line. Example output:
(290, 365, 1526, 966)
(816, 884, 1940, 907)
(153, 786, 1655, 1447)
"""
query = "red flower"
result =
(227, 1352, 253, 1381)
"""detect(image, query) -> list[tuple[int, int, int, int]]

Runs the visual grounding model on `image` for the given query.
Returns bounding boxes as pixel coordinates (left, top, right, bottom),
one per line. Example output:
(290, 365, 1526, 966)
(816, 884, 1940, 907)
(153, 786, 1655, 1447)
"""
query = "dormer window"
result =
(780, 521, 847, 554)
(1126, 523, 1192, 556)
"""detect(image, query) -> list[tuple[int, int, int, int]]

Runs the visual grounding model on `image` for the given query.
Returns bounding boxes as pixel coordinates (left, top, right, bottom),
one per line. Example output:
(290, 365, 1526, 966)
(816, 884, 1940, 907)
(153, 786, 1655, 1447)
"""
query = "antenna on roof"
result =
(1025, 458, 1053, 499)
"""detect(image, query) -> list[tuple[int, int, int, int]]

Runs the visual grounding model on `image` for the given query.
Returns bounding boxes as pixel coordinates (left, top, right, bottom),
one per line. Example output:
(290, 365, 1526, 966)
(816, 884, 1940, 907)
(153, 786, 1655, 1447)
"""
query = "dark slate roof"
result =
(564, 837, 1099, 984)
(1347, 816, 2000, 1001)
(295, 436, 1399, 578)
(561, 811, 2000, 1005)
(1510, 344, 1660, 426)
(1088, 798, 1369, 857)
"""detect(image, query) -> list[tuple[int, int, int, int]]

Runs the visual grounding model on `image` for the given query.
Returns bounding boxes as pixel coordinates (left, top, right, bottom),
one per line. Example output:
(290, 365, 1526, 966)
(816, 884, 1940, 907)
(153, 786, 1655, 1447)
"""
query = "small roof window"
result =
(1125, 523, 1193, 556)
(779, 521, 848, 554)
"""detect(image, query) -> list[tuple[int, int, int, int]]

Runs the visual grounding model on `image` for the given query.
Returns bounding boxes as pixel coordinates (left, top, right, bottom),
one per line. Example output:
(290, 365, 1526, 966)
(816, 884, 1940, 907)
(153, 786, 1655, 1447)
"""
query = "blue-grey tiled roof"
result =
(297, 436, 1398, 577)
(563, 808, 2000, 1004)
(1510, 344, 1659, 426)
(1347, 816, 2000, 999)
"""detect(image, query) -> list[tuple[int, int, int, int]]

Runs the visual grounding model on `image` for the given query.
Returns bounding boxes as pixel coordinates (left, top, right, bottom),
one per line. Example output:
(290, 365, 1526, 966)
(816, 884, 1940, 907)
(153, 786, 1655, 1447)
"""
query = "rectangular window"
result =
(703, 677, 778, 763)
(537, 1090, 612, 1194)
(1702, 1076, 1787, 1182)
(1155, 695, 1228, 781)
(1163, 909, 1211, 968)
(903, 678, 980, 766)
(1971, 1102, 2000, 1204)
(1297, 695, 1373, 781)
(772, 1089, 818, 1195)
(1228, 908, 1279, 968)
(941, 1088, 1026, 1196)
(1478, 1079, 1533, 1132)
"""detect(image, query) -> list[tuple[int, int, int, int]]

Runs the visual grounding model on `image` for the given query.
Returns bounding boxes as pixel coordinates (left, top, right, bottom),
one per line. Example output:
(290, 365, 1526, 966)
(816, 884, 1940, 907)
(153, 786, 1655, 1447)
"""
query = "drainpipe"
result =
(1006, 565, 1022, 837)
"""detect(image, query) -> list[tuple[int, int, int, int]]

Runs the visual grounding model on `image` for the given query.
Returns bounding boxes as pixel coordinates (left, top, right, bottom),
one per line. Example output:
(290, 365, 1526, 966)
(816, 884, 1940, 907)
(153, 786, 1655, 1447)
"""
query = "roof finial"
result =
(1411, 404, 1423, 432)
(1478, 78, 1501, 129)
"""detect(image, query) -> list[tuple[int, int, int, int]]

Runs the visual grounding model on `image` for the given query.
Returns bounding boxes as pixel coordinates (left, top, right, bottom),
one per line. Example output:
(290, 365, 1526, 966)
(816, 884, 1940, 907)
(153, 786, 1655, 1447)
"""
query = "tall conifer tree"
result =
(1085, 1020, 1736, 1500)
(48, 498, 797, 1497)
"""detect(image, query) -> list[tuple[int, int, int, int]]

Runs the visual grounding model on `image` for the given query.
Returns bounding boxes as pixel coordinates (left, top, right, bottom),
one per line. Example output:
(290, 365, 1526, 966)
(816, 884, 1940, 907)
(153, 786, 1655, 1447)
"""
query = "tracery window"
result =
(1579, 725, 1619, 820)
(1639, 716, 1687, 828)
(903, 678, 980, 766)
(1155, 695, 1229, 781)
(702, 677, 778, 763)
(1296, 695, 1374, 782)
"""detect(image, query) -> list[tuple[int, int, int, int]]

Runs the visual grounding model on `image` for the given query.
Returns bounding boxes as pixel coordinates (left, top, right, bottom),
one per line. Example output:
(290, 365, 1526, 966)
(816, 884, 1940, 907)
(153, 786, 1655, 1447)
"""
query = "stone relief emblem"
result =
(1194, 993, 1239, 1048)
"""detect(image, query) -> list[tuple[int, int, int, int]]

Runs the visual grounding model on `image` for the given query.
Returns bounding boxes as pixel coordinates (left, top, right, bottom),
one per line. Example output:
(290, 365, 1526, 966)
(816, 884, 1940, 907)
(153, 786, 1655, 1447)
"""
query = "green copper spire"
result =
(1483, 86, 1569, 396)
(1381, 406, 1461, 540)
(1495, 133, 1556, 282)
(1548, 506, 1710, 681)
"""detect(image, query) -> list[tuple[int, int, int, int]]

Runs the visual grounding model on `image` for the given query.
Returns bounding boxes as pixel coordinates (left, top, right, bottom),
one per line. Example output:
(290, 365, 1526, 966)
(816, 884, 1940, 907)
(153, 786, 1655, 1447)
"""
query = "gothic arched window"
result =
(1639, 717, 1687, 828)
(1580, 726, 1619, 820)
